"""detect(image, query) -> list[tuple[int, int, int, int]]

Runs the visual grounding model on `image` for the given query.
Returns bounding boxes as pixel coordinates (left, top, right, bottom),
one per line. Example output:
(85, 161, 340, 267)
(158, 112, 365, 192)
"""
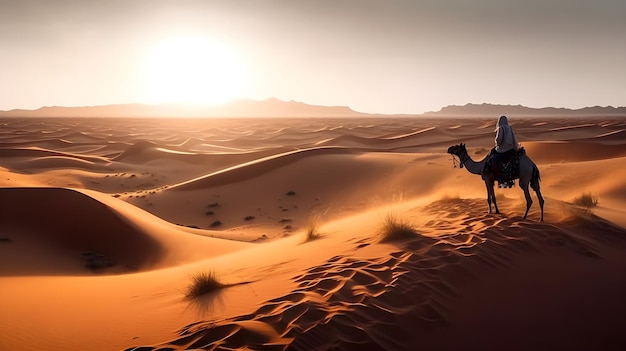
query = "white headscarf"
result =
(495, 115, 509, 131)
(495, 115, 518, 152)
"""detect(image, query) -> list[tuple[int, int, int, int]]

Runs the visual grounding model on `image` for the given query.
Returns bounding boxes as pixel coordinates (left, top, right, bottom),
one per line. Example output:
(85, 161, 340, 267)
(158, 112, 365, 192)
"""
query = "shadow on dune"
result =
(0, 187, 163, 276)
(184, 290, 227, 319)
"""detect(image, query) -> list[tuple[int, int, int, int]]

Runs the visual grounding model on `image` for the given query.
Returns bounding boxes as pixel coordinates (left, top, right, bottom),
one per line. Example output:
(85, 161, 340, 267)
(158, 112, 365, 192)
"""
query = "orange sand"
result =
(1, 116, 625, 350)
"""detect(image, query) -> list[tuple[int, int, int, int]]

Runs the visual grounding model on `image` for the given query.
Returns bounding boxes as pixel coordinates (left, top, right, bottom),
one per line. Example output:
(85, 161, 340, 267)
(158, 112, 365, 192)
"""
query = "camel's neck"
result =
(460, 150, 486, 175)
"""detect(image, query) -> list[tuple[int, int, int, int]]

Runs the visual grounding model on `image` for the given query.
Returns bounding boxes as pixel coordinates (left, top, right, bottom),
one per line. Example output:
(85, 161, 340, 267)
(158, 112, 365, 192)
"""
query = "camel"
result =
(447, 143, 544, 221)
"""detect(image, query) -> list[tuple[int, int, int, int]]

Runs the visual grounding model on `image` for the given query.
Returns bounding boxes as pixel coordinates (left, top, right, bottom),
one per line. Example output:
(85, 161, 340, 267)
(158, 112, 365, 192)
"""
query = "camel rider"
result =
(490, 115, 519, 175)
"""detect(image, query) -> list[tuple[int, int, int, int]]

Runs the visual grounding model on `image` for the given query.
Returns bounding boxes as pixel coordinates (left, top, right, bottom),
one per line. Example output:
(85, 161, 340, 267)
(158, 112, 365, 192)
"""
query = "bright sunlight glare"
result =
(141, 36, 247, 106)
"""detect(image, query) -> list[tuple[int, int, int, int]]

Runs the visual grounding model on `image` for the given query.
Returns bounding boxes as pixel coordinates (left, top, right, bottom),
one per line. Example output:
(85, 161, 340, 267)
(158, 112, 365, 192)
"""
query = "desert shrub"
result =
(379, 213, 417, 242)
(185, 271, 224, 298)
(303, 221, 320, 242)
(573, 192, 598, 208)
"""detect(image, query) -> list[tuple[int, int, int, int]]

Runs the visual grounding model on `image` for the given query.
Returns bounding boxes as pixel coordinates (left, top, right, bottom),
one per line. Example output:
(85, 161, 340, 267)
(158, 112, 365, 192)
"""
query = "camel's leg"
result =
(484, 181, 492, 214)
(535, 188, 545, 221)
(492, 186, 500, 214)
(530, 163, 544, 221)
(485, 181, 499, 214)
(521, 183, 533, 219)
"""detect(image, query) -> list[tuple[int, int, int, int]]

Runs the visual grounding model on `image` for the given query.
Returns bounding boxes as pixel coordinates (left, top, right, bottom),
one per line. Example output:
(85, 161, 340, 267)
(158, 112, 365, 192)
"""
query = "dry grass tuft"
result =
(304, 223, 320, 242)
(379, 213, 418, 242)
(302, 215, 322, 243)
(573, 192, 598, 208)
(185, 271, 224, 298)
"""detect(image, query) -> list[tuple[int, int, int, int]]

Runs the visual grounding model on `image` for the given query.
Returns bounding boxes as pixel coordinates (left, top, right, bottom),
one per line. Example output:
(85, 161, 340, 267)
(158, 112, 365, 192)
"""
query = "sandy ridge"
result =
(127, 199, 626, 350)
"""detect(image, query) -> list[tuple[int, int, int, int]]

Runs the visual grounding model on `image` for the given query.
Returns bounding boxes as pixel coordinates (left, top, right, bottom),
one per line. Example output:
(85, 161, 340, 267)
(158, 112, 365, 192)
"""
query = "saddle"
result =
(486, 147, 525, 188)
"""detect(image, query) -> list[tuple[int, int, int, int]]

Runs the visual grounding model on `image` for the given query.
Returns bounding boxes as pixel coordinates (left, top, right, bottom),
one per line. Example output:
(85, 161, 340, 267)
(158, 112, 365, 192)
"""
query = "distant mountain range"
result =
(0, 98, 365, 118)
(1, 100, 624, 118)
(425, 103, 626, 117)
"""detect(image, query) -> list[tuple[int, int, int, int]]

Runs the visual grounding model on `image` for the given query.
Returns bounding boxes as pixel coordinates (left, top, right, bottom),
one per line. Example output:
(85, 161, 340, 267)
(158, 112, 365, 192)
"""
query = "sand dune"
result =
(123, 199, 626, 351)
(0, 187, 249, 276)
(0, 146, 109, 163)
(171, 146, 356, 190)
(520, 141, 626, 163)
(1, 116, 625, 350)
(0, 187, 163, 275)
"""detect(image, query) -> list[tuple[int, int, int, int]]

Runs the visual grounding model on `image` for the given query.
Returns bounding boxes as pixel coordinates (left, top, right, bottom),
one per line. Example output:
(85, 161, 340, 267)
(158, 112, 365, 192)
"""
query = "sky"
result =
(1, 0, 625, 114)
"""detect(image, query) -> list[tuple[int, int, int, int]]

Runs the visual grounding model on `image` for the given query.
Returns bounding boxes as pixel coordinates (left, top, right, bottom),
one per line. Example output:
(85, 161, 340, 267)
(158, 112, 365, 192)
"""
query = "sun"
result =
(141, 36, 247, 106)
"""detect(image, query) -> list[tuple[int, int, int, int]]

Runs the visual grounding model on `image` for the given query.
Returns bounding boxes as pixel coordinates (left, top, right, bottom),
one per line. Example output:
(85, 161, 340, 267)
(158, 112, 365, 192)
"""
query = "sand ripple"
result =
(127, 198, 626, 351)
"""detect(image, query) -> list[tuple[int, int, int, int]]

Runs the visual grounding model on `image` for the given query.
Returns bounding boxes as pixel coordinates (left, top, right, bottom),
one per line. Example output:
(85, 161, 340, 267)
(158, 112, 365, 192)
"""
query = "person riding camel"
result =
(489, 115, 519, 185)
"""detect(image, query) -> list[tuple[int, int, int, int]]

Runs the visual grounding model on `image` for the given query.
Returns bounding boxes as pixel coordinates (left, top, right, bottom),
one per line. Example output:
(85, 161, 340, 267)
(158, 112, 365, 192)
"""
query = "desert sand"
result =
(1, 116, 625, 350)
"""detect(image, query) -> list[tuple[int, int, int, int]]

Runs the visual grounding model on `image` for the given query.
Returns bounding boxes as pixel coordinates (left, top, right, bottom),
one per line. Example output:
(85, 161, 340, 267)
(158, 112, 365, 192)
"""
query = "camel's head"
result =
(447, 143, 466, 157)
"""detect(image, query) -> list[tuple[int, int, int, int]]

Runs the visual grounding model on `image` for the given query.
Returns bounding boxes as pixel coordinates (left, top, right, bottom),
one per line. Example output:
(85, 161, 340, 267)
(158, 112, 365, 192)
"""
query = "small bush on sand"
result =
(573, 192, 598, 208)
(379, 213, 417, 242)
(303, 221, 320, 243)
(185, 271, 224, 298)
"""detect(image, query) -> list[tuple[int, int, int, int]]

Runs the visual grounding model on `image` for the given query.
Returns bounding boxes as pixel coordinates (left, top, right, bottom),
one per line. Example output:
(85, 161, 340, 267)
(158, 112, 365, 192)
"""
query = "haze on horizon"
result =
(1, 0, 625, 114)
